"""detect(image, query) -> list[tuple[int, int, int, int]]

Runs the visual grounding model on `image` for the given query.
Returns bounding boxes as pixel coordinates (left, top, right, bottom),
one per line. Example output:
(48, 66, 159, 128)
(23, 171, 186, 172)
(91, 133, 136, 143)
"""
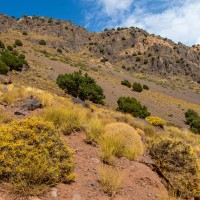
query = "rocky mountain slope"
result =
(0, 14, 200, 200)
(0, 14, 200, 81)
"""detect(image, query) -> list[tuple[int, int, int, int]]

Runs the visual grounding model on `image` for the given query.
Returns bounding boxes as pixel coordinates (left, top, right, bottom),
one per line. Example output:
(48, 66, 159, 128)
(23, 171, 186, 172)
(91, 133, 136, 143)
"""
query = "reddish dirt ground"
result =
(41, 132, 169, 200)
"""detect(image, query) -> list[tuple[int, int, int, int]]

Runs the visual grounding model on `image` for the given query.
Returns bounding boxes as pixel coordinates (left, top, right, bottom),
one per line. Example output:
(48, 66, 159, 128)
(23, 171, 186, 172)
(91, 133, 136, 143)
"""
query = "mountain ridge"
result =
(0, 14, 200, 81)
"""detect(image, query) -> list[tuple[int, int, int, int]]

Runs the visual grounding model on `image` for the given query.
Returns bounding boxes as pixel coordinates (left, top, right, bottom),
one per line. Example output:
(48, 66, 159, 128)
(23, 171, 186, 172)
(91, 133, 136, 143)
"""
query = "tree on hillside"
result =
(56, 71, 105, 104)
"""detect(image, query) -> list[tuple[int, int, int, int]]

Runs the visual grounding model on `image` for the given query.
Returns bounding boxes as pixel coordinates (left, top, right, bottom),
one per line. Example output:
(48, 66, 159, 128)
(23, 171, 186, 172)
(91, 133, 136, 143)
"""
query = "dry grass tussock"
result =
(99, 122, 144, 164)
(38, 105, 89, 135)
(0, 107, 12, 124)
(0, 84, 53, 107)
(98, 165, 123, 196)
(85, 118, 105, 144)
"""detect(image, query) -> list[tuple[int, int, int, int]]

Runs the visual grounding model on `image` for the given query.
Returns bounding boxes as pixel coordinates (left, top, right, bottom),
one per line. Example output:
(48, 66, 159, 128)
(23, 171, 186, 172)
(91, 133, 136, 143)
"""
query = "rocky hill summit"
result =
(0, 14, 200, 81)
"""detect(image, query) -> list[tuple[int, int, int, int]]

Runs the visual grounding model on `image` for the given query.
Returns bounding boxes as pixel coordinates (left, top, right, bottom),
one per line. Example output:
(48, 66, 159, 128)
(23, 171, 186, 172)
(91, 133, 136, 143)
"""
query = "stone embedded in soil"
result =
(91, 157, 100, 164)
(72, 193, 81, 200)
(51, 187, 58, 200)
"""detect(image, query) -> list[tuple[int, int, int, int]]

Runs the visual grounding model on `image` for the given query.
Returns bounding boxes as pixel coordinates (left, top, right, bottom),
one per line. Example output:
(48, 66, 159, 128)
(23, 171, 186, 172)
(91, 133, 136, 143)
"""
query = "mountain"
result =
(0, 14, 200, 81)
(0, 14, 200, 200)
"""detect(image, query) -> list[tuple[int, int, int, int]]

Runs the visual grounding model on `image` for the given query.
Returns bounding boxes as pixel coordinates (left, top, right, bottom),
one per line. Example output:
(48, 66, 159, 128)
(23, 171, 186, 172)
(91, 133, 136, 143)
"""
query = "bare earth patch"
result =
(40, 132, 169, 200)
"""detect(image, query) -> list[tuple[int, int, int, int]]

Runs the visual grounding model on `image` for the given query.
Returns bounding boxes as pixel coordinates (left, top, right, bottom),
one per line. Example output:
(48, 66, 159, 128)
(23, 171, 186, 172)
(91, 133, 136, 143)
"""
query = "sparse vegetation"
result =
(14, 39, 23, 46)
(99, 165, 123, 196)
(132, 82, 143, 92)
(185, 109, 200, 134)
(121, 79, 131, 88)
(57, 48, 62, 53)
(39, 39, 46, 45)
(85, 119, 105, 144)
(117, 97, 150, 119)
(143, 84, 149, 90)
(0, 50, 29, 72)
(0, 59, 9, 74)
(56, 71, 105, 104)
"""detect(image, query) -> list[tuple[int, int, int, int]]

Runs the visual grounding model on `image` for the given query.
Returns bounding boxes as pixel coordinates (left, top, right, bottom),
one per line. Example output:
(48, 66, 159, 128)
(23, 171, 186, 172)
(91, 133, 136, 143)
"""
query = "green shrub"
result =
(121, 79, 131, 88)
(0, 118, 75, 196)
(39, 39, 46, 45)
(190, 118, 200, 134)
(149, 138, 200, 198)
(132, 82, 143, 92)
(0, 60, 9, 75)
(0, 51, 28, 71)
(14, 39, 23, 46)
(7, 45, 13, 51)
(144, 59, 148, 64)
(18, 54, 25, 60)
(56, 71, 105, 104)
(136, 56, 141, 62)
(117, 97, 150, 119)
(143, 84, 149, 90)
(0, 41, 5, 49)
(48, 17, 53, 23)
(185, 109, 200, 134)
(22, 31, 28, 36)
(57, 48, 62, 53)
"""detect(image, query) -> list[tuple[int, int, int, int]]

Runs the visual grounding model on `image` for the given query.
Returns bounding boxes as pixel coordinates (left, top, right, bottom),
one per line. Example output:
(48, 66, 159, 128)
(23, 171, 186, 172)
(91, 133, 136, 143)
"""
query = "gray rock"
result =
(21, 96, 42, 111)
(72, 98, 89, 108)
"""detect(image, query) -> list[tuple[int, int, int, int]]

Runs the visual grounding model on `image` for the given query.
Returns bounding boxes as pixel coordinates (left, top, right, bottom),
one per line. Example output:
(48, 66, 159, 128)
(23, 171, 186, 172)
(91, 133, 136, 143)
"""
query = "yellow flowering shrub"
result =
(149, 138, 200, 198)
(145, 116, 166, 128)
(0, 118, 75, 196)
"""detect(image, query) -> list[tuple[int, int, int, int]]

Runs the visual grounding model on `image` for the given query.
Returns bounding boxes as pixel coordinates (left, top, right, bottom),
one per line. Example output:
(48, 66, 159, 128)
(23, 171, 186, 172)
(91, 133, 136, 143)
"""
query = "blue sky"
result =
(1, 0, 200, 45)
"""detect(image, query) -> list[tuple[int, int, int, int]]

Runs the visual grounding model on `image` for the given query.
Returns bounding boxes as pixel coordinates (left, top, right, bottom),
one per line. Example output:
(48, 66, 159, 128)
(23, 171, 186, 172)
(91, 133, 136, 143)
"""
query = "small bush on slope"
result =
(98, 165, 123, 196)
(0, 118, 75, 196)
(145, 116, 166, 128)
(117, 96, 150, 119)
(121, 79, 131, 88)
(132, 82, 143, 92)
(149, 138, 200, 198)
(0, 50, 29, 71)
(85, 119, 105, 144)
(185, 109, 200, 134)
(0, 107, 12, 124)
(99, 122, 143, 164)
(0, 59, 9, 74)
(56, 71, 105, 104)
(39, 106, 86, 135)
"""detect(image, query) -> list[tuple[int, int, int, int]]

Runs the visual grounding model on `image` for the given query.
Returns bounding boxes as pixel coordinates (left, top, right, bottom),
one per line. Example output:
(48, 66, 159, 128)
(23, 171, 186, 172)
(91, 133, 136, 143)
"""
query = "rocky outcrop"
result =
(0, 14, 199, 81)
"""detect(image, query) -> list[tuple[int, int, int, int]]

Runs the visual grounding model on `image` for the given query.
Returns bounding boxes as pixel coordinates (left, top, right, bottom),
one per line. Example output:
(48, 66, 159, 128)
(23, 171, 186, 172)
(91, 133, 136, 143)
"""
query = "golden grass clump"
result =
(39, 106, 87, 135)
(26, 87, 53, 107)
(99, 122, 144, 164)
(149, 138, 200, 198)
(98, 165, 123, 196)
(146, 116, 166, 128)
(0, 85, 27, 105)
(85, 118, 105, 144)
(0, 107, 12, 124)
(0, 118, 75, 197)
(0, 85, 53, 107)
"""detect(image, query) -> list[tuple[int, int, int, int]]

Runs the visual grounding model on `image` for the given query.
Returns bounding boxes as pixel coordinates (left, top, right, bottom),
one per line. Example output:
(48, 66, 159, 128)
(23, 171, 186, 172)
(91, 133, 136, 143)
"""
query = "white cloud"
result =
(97, 0, 134, 16)
(84, 0, 200, 45)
